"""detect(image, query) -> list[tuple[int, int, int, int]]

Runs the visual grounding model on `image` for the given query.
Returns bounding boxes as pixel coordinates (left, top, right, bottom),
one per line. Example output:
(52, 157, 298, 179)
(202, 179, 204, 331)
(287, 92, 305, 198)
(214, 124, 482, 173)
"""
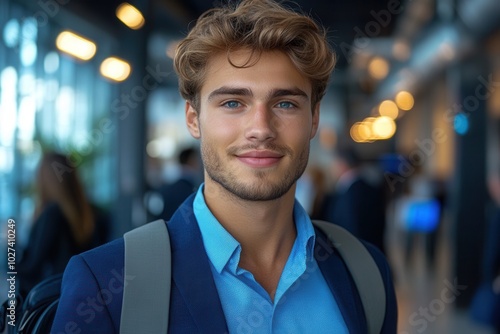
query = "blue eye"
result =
(223, 101, 240, 108)
(276, 101, 294, 109)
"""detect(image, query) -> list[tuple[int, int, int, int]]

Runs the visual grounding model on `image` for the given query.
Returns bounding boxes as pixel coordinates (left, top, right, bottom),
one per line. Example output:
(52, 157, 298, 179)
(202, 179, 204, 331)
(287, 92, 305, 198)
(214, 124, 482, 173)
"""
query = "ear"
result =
(185, 101, 201, 139)
(310, 103, 320, 139)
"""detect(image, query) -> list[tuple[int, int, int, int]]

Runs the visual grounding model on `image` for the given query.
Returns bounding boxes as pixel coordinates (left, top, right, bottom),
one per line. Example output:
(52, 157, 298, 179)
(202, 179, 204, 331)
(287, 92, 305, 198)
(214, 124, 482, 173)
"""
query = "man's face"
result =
(186, 49, 320, 201)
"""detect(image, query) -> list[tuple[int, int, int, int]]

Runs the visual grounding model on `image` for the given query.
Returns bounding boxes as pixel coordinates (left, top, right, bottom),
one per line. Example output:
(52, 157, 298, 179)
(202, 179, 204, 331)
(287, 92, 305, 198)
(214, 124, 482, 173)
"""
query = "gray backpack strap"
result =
(312, 220, 386, 334)
(120, 220, 171, 334)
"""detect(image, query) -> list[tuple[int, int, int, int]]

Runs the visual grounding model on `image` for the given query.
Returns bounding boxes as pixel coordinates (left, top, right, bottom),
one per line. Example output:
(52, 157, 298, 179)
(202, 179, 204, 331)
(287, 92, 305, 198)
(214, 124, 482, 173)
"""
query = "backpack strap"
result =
(312, 220, 386, 334)
(120, 220, 170, 334)
(119, 219, 385, 334)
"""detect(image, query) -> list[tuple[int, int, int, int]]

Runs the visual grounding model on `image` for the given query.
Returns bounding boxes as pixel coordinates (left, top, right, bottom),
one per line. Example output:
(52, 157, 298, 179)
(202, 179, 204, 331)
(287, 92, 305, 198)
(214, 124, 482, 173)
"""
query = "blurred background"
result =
(1, 0, 500, 332)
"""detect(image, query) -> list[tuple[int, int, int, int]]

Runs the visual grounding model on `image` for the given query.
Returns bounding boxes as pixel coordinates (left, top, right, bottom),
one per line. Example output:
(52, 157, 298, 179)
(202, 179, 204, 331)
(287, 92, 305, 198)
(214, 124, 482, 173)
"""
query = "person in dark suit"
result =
(320, 148, 388, 255)
(482, 171, 500, 333)
(52, 1, 398, 332)
(158, 146, 202, 220)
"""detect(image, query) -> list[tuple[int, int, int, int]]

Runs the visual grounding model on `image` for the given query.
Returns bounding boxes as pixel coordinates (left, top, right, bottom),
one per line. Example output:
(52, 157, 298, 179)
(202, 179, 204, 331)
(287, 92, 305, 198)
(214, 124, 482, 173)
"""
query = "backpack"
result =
(0, 273, 61, 334)
(120, 219, 386, 334)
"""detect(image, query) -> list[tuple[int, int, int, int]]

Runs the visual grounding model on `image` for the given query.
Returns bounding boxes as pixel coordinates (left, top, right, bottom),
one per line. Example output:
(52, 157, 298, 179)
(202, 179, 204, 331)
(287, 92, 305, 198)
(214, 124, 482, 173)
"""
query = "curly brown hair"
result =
(174, 0, 336, 111)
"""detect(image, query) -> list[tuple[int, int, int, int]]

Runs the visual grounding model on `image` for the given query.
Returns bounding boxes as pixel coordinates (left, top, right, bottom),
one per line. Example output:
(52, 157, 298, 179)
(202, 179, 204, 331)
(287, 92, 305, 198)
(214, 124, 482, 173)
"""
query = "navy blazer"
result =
(52, 195, 397, 333)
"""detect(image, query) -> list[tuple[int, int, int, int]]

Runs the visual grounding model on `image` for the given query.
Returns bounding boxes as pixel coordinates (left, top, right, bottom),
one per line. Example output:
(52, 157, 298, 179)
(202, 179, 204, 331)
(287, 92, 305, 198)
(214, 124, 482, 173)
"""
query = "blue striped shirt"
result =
(193, 185, 349, 333)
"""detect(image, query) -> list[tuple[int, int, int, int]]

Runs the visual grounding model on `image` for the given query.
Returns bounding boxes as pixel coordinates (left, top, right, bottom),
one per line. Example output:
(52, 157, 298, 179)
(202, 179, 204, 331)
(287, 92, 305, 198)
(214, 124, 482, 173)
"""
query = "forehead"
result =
(200, 49, 312, 98)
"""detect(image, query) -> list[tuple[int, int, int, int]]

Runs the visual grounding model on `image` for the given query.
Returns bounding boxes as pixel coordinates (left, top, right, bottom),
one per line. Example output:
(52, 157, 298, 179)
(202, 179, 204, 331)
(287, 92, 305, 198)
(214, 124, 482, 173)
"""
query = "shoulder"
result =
(60, 237, 125, 296)
(313, 223, 397, 333)
(78, 237, 125, 271)
(34, 202, 66, 226)
(26, 203, 68, 244)
(52, 238, 125, 333)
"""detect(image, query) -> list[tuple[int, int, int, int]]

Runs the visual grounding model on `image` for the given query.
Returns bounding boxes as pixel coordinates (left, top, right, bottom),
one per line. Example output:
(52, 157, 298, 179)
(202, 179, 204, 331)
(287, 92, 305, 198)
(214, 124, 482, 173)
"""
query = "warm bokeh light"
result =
(350, 122, 368, 143)
(395, 91, 415, 111)
(116, 3, 145, 30)
(362, 117, 377, 141)
(368, 57, 390, 80)
(351, 116, 397, 142)
(100, 57, 131, 82)
(350, 117, 379, 142)
(372, 116, 397, 139)
(378, 100, 399, 119)
(55, 31, 96, 61)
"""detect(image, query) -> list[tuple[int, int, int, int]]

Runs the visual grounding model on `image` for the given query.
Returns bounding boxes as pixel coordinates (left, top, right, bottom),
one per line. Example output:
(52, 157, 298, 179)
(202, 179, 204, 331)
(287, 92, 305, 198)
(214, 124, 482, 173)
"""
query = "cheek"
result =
(199, 114, 241, 145)
(282, 117, 313, 140)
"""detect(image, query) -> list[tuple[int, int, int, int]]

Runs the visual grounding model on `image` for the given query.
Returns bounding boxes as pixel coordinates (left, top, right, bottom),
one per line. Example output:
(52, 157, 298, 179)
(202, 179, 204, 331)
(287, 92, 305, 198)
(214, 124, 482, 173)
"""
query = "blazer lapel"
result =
(166, 197, 367, 333)
(314, 226, 367, 334)
(167, 195, 228, 333)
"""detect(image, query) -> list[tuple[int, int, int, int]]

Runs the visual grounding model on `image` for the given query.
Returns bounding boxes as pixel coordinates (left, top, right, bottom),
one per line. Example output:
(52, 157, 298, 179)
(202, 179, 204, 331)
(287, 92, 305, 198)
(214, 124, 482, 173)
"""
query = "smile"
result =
(236, 150, 284, 168)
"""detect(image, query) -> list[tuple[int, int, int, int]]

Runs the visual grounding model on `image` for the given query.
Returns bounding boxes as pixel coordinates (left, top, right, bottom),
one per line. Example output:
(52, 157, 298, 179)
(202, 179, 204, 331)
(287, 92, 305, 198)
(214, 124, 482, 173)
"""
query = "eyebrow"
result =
(267, 88, 309, 101)
(207, 87, 252, 102)
(207, 86, 309, 102)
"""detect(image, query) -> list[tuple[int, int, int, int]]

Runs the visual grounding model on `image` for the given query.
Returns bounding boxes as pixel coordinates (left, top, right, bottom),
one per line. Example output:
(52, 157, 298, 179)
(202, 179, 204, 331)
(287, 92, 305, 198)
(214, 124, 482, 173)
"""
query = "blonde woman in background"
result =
(18, 152, 95, 295)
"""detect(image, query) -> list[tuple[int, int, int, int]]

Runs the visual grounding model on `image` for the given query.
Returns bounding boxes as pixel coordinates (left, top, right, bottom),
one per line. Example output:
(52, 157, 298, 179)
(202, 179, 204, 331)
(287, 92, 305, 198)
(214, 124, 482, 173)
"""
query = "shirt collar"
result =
(193, 184, 316, 274)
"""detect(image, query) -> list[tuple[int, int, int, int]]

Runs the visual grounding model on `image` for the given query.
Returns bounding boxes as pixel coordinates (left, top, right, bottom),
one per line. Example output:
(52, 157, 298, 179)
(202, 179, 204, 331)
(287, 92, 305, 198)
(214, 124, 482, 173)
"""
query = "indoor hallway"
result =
(389, 215, 495, 334)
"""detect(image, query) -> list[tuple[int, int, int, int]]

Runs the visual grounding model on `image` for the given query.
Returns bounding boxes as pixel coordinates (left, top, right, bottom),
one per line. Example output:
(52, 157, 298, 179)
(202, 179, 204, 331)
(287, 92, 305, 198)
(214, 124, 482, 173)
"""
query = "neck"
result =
(203, 179, 298, 300)
(204, 179, 297, 254)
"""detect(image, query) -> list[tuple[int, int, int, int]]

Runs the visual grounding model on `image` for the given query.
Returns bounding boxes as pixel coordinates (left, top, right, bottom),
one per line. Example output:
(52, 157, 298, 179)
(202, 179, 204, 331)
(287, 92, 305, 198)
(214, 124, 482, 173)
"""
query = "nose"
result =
(244, 104, 277, 142)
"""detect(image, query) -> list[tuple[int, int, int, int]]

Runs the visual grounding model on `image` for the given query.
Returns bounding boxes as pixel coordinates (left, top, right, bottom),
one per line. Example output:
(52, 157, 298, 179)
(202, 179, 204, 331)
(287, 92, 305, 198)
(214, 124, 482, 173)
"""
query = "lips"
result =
(236, 150, 284, 167)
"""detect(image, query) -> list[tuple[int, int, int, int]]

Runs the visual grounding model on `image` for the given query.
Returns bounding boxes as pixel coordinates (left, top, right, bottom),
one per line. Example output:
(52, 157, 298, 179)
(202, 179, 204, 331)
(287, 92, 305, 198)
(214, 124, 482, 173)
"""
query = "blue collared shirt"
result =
(193, 185, 349, 333)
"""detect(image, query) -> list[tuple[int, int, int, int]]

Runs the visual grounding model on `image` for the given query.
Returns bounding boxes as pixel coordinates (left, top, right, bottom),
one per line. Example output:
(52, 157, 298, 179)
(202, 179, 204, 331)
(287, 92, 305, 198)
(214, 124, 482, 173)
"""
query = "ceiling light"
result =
(116, 3, 145, 30)
(55, 31, 96, 61)
(100, 57, 131, 82)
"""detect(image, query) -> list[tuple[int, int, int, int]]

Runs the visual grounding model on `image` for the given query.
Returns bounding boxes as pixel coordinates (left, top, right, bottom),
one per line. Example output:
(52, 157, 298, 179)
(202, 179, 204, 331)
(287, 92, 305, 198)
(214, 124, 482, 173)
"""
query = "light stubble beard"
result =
(201, 140, 310, 202)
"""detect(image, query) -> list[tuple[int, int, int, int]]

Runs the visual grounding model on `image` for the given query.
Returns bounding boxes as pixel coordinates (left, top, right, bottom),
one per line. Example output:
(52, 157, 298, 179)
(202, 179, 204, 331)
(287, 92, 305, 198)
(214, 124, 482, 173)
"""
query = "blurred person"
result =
(17, 152, 96, 295)
(470, 169, 500, 332)
(295, 165, 328, 217)
(52, 1, 397, 332)
(425, 176, 447, 266)
(157, 146, 202, 220)
(320, 147, 388, 255)
(307, 165, 330, 219)
(483, 169, 500, 292)
(395, 165, 441, 267)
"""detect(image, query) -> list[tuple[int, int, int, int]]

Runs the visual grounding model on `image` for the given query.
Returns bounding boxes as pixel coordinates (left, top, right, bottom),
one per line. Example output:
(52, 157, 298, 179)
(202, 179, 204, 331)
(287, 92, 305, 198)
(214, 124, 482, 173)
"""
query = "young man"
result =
(51, 0, 398, 332)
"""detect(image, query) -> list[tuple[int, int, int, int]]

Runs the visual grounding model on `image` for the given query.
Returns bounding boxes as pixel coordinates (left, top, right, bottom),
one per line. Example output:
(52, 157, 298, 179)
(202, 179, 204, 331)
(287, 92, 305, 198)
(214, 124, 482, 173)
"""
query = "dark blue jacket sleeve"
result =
(51, 237, 125, 333)
(51, 255, 116, 334)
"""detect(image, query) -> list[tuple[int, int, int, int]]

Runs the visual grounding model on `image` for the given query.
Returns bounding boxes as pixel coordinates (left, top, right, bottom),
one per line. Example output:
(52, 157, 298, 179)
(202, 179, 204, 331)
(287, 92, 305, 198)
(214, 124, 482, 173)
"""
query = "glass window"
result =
(0, 1, 116, 247)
